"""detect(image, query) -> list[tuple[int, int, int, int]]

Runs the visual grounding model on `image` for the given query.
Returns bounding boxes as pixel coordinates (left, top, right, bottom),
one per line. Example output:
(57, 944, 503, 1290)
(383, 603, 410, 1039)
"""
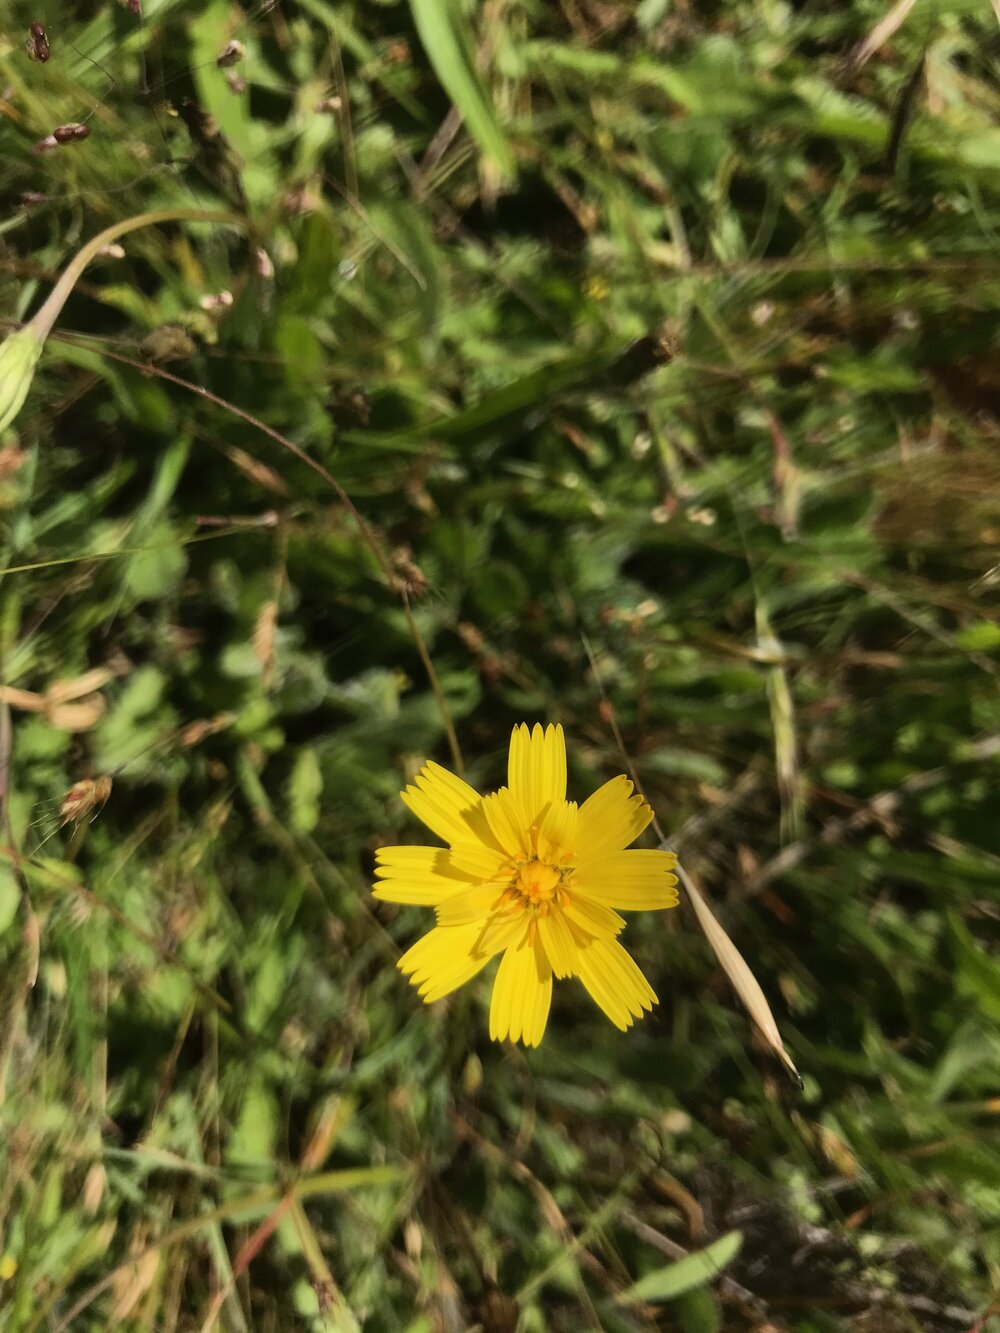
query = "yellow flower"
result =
(375, 724, 679, 1047)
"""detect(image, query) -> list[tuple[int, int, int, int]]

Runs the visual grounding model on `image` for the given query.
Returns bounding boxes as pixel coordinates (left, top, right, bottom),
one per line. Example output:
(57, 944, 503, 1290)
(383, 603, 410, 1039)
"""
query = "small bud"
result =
(0, 327, 45, 434)
(216, 39, 245, 68)
(253, 246, 274, 280)
(198, 290, 233, 312)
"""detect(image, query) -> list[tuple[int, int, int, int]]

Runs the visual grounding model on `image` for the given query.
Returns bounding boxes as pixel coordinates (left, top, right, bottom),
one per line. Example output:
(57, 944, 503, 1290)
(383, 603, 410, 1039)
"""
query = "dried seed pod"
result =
(52, 122, 91, 144)
(59, 776, 112, 826)
(25, 22, 50, 63)
(178, 712, 234, 748)
(391, 546, 427, 598)
(224, 72, 246, 95)
(216, 39, 245, 68)
(31, 135, 59, 155)
(16, 191, 48, 207)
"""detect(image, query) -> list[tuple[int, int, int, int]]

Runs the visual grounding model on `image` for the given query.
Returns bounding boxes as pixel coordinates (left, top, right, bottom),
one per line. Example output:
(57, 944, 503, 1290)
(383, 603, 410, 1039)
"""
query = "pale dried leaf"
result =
(45, 697, 106, 731)
(224, 443, 288, 495)
(0, 686, 44, 712)
(847, 0, 917, 72)
(111, 1247, 160, 1321)
(677, 862, 800, 1084)
(253, 600, 278, 685)
(23, 910, 39, 988)
(47, 666, 114, 704)
(83, 1162, 108, 1214)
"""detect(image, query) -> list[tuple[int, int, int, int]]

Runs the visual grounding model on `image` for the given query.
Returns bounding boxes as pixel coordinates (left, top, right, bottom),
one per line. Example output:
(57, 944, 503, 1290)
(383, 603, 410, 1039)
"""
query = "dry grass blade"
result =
(845, 0, 918, 73)
(675, 861, 800, 1086)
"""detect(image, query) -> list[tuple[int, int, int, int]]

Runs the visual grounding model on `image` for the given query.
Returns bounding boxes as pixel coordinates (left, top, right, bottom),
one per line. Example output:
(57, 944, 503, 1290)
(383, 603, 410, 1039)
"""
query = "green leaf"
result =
(673, 1287, 720, 1333)
(470, 560, 529, 618)
(348, 344, 622, 449)
(228, 1079, 279, 1166)
(955, 621, 1000, 651)
(619, 1232, 743, 1304)
(643, 747, 727, 785)
(288, 747, 323, 834)
(408, 0, 514, 178)
(124, 524, 188, 601)
(928, 1020, 1000, 1104)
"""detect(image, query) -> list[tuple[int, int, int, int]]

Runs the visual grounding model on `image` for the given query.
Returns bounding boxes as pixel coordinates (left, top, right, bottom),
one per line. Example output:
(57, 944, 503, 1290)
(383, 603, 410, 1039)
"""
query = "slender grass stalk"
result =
(0, 209, 240, 434)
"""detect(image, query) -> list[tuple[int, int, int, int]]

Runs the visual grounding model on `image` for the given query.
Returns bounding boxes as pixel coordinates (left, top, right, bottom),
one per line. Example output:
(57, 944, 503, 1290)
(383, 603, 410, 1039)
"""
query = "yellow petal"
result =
(398, 924, 493, 1003)
(561, 892, 626, 940)
(401, 761, 485, 846)
(575, 776, 653, 859)
(481, 787, 529, 859)
(373, 846, 477, 905)
(508, 723, 566, 828)
(536, 799, 578, 864)
(449, 841, 508, 881)
(536, 908, 578, 979)
(457, 804, 510, 860)
(573, 849, 679, 910)
(488, 937, 552, 1047)
(575, 937, 657, 1030)
(435, 883, 505, 926)
(474, 908, 530, 956)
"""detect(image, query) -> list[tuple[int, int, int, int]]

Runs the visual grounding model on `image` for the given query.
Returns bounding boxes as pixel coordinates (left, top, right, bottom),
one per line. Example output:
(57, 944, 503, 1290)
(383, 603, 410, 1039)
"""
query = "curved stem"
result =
(21, 205, 465, 774)
(28, 207, 243, 344)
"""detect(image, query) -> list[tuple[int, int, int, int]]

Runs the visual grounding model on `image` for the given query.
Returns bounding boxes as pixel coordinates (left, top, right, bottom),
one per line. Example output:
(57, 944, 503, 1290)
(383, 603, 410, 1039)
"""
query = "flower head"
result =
(375, 724, 678, 1047)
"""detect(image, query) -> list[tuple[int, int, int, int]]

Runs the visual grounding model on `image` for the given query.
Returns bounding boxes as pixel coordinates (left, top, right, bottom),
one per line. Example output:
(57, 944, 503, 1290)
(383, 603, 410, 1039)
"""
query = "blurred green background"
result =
(1, 1, 999, 1329)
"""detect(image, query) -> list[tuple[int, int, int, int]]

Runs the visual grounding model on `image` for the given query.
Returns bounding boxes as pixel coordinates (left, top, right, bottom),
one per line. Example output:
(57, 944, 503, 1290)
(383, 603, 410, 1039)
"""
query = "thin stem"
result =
(54, 335, 465, 775)
(28, 208, 242, 343)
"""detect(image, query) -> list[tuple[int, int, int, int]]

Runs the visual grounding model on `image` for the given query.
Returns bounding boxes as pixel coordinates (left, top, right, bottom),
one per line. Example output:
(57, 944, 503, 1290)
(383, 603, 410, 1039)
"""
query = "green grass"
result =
(1, 1, 999, 1330)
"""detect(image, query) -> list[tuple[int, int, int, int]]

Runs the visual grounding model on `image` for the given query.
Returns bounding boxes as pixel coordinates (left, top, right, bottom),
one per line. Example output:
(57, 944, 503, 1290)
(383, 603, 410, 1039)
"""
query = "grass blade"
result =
(619, 1231, 743, 1303)
(408, 0, 514, 178)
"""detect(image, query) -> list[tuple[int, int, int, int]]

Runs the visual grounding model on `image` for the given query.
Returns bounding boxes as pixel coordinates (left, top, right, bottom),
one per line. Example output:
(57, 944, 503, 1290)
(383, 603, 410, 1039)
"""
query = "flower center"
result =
(514, 859, 561, 904)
